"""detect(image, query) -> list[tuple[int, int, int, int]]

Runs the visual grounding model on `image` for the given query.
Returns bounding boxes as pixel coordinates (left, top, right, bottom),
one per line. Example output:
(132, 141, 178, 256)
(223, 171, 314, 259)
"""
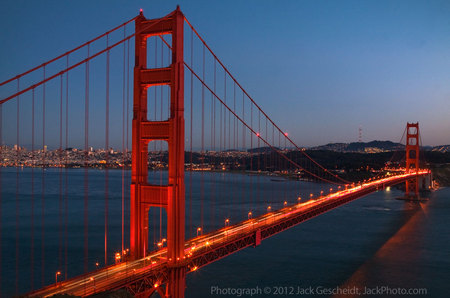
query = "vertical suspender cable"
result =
(224, 73, 226, 162)
(126, 37, 131, 248)
(234, 86, 238, 168)
(257, 110, 260, 208)
(210, 90, 214, 228)
(15, 78, 20, 295)
(31, 88, 35, 290)
(126, 37, 130, 156)
(105, 34, 110, 267)
(201, 44, 205, 230)
(121, 26, 126, 255)
(64, 55, 69, 280)
(212, 59, 216, 228)
(250, 103, 253, 210)
(189, 30, 193, 237)
(59, 74, 63, 273)
(41, 65, 46, 287)
(84, 44, 90, 274)
(222, 72, 226, 222)
(241, 92, 246, 215)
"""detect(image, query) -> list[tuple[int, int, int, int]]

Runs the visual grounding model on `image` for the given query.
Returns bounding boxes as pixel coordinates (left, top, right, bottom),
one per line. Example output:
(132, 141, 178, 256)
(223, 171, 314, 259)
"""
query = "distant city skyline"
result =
(1, 0, 449, 147)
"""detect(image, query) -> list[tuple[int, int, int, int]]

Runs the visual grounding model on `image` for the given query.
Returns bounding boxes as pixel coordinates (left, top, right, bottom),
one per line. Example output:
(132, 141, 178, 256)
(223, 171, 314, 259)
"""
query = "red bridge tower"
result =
(405, 122, 420, 197)
(131, 7, 185, 297)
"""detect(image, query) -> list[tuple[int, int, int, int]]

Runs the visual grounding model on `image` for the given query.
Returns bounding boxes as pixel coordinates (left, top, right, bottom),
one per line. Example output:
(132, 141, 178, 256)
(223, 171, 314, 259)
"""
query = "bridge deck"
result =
(28, 171, 429, 297)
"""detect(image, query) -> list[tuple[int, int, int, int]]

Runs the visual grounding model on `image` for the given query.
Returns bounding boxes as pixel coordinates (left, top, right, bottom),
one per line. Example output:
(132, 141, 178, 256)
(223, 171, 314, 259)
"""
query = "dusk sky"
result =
(1, 0, 449, 147)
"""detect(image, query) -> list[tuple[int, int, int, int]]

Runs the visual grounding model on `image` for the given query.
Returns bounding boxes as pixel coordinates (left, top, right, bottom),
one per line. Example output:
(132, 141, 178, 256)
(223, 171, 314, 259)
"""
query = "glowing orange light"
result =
(90, 277, 94, 281)
(154, 283, 159, 288)
(283, 201, 287, 206)
(192, 266, 198, 271)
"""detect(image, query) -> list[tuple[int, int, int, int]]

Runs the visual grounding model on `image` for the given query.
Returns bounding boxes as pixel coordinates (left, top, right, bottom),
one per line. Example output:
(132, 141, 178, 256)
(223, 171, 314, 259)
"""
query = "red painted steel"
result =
(130, 7, 185, 297)
(26, 172, 430, 298)
(405, 122, 420, 197)
(6, 5, 434, 296)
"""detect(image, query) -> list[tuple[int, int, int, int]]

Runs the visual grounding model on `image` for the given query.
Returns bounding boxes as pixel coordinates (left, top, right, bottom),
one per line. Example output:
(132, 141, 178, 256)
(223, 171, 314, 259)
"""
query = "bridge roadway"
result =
(29, 171, 430, 297)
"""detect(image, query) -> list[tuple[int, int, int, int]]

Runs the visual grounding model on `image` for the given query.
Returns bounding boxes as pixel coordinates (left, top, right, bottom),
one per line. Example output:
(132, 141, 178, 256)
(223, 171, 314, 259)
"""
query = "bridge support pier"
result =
(167, 267, 186, 298)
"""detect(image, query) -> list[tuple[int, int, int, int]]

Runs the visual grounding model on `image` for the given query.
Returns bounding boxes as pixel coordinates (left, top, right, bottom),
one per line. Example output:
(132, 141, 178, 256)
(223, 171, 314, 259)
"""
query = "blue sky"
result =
(1, 0, 449, 147)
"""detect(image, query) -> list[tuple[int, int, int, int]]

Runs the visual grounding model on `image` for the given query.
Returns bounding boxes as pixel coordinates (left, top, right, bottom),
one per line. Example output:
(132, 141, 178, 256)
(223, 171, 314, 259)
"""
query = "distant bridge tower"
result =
(131, 7, 185, 297)
(405, 122, 420, 197)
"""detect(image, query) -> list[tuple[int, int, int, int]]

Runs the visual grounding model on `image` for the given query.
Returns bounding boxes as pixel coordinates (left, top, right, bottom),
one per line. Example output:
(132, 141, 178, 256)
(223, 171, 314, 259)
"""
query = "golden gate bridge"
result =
(0, 7, 431, 297)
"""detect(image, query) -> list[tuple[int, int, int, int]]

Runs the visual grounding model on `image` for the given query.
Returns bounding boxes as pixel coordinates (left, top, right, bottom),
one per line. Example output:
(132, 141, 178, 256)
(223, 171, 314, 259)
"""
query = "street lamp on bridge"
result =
(55, 271, 61, 285)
